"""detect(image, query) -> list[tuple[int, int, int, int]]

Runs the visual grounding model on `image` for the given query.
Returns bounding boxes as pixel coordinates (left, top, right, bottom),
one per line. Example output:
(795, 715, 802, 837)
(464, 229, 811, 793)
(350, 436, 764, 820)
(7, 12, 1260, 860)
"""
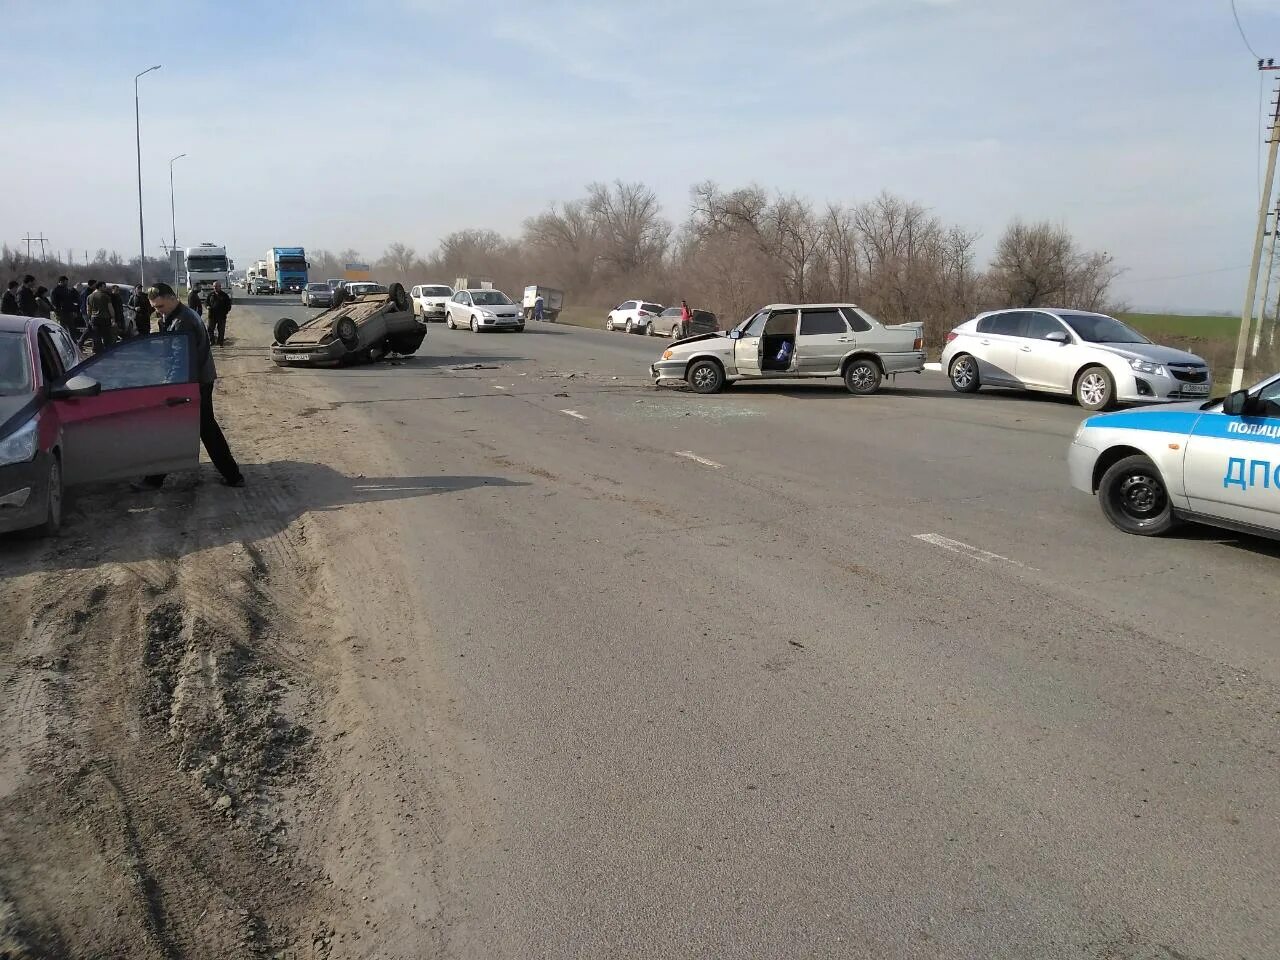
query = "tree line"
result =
(315, 181, 1123, 343)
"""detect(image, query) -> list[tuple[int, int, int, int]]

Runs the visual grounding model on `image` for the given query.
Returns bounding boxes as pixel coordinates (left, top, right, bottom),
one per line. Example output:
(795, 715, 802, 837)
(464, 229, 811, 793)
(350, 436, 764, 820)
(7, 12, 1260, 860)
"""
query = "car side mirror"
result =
(1045, 331, 1069, 344)
(49, 374, 101, 400)
(1222, 389, 1251, 416)
(729, 329, 742, 340)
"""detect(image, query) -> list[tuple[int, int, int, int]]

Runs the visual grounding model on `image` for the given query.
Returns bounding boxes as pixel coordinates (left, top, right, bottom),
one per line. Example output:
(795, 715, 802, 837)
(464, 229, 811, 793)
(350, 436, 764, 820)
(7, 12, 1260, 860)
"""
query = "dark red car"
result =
(0, 314, 201, 537)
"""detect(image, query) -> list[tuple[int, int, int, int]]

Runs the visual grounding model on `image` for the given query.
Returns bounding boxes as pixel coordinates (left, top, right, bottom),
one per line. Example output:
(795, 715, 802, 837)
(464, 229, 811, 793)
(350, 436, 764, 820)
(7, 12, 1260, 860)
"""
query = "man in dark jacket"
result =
(1, 281, 18, 315)
(129, 284, 153, 336)
(51, 276, 77, 330)
(187, 287, 203, 317)
(205, 281, 232, 345)
(108, 284, 128, 337)
(138, 282, 244, 489)
(86, 281, 118, 353)
(17, 275, 38, 317)
(33, 287, 53, 319)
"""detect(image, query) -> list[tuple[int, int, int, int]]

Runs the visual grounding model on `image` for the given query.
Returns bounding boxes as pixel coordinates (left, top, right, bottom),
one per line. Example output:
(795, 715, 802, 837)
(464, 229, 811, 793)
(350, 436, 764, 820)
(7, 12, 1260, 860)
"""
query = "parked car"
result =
(651, 303, 925, 395)
(0, 316, 201, 537)
(522, 285, 564, 322)
(271, 283, 426, 366)
(326, 278, 344, 292)
(606, 299, 665, 333)
(651, 306, 718, 339)
(942, 308, 1212, 412)
(1070, 370, 1280, 538)
(302, 282, 334, 308)
(345, 281, 388, 299)
(445, 289, 523, 332)
(411, 284, 454, 322)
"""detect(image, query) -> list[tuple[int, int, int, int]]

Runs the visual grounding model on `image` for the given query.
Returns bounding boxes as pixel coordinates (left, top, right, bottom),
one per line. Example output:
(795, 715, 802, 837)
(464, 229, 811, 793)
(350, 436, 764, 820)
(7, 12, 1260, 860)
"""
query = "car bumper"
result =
(1116, 370, 1212, 404)
(270, 340, 347, 366)
(477, 316, 523, 329)
(650, 360, 688, 385)
(881, 351, 928, 374)
(1067, 438, 1100, 495)
(0, 455, 49, 535)
(421, 305, 447, 320)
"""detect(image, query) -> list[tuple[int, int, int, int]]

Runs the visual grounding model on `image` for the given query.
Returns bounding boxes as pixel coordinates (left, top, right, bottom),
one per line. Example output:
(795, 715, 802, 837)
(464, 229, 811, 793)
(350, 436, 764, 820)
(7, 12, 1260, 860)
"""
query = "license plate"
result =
(1182, 383, 1210, 395)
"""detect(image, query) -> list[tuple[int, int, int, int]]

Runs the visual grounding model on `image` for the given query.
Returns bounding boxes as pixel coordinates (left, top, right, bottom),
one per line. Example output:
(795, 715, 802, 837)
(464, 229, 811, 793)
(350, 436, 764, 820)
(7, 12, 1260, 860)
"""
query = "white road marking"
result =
(913, 533, 1035, 569)
(560, 409, 587, 420)
(493, 384, 506, 390)
(675, 451, 723, 469)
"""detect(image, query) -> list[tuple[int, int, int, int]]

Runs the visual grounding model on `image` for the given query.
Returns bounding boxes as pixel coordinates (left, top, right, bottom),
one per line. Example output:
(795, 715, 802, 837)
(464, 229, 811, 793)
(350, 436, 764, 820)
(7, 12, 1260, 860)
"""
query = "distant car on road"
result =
(942, 308, 1212, 412)
(1070, 371, 1280, 539)
(652, 306, 717, 340)
(345, 282, 388, 299)
(411, 284, 454, 322)
(445, 289, 523, 332)
(606, 299, 664, 334)
(250, 276, 273, 295)
(651, 303, 925, 395)
(0, 315, 201, 537)
(302, 282, 334, 308)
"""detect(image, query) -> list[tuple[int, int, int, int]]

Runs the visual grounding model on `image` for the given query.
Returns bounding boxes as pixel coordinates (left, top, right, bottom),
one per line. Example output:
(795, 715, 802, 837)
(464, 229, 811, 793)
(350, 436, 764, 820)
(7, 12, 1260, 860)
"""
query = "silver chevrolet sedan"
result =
(650, 303, 925, 395)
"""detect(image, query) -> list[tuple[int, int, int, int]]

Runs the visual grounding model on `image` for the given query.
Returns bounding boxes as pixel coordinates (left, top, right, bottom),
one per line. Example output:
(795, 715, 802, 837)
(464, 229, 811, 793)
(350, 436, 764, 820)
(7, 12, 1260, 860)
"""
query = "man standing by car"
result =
(86, 281, 117, 353)
(51, 276, 77, 330)
(1, 281, 19, 315)
(130, 283, 153, 336)
(140, 282, 244, 489)
(17, 275, 38, 317)
(205, 280, 232, 346)
(187, 287, 203, 317)
(108, 283, 128, 338)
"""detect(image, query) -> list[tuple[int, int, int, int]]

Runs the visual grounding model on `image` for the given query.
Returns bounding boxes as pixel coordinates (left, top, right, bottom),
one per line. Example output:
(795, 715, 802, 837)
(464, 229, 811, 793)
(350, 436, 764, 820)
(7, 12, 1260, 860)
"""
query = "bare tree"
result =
(584, 181, 670, 276)
(987, 220, 1119, 312)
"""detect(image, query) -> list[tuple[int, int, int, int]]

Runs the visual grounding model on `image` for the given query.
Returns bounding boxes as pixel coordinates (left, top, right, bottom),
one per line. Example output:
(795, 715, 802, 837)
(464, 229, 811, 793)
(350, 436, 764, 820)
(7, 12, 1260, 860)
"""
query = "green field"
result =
(1119, 313, 1240, 340)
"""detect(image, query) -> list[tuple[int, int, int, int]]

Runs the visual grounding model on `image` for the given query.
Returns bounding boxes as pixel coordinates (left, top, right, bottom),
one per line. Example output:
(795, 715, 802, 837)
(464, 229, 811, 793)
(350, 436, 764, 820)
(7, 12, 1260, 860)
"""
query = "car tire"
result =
(515, 324, 525, 333)
(388, 282, 410, 312)
(670, 324, 682, 340)
(1098, 454, 1179, 536)
(948, 354, 981, 393)
(470, 316, 479, 333)
(446, 313, 455, 329)
(1075, 365, 1115, 411)
(605, 318, 615, 331)
(625, 319, 634, 334)
(687, 359, 725, 394)
(31, 455, 62, 538)
(843, 358, 883, 395)
(335, 316, 359, 348)
(273, 317, 299, 344)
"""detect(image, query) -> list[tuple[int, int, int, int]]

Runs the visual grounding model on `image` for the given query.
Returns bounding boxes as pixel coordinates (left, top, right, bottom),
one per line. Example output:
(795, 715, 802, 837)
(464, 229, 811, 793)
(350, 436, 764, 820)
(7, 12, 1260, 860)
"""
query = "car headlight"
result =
(0, 418, 38, 467)
(662, 349, 674, 360)
(481, 310, 496, 318)
(1129, 358, 1167, 377)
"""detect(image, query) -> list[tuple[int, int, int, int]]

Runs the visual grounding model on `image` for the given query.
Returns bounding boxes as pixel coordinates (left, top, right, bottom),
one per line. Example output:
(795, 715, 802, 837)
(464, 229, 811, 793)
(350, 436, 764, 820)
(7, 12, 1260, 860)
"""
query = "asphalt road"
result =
(245, 299, 1279, 959)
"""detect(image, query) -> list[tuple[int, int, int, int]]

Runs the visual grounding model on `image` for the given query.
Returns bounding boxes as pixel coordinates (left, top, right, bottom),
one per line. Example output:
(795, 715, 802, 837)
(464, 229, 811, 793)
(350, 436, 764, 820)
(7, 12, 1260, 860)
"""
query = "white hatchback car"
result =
(445, 289, 523, 332)
(606, 299, 665, 334)
(941, 308, 1211, 411)
(410, 283, 453, 322)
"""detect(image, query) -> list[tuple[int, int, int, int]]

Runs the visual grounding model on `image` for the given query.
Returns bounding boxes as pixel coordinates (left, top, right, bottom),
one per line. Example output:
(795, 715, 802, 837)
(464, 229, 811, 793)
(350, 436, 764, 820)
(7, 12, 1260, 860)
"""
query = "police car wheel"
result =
(1098, 454, 1177, 536)
(1075, 365, 1115, 411)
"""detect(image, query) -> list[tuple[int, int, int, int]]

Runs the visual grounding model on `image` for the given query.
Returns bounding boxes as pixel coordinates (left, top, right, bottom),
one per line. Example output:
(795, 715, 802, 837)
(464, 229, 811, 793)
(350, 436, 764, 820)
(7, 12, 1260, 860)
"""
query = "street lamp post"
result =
(169, 153, 186, 285)
(134, 64, 162, 287)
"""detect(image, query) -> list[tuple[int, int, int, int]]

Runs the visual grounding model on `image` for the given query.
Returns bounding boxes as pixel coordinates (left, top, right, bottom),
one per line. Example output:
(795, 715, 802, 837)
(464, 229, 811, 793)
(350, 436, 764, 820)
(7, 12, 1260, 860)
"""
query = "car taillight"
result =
(914, 336, 924, 351)
(944, 331, 957, 344)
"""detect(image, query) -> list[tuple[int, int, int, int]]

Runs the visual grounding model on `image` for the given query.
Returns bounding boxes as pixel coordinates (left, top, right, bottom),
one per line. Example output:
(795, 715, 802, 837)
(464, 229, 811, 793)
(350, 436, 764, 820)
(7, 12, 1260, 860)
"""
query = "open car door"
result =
(51, 333, 200, 485)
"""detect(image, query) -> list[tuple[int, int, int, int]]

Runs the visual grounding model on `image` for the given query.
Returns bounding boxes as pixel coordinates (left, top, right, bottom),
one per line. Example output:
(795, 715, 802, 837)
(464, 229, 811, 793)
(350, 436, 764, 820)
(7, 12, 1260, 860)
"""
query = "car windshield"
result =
(0, 332, 33, 395)
(306, 283, 328, 291)
(471, 291, 512, 306)
(422, 286, 452, 296)
(1060, 312, 1150, 344)
(279, 258, 307, 271)
(187, 256, 227, 272)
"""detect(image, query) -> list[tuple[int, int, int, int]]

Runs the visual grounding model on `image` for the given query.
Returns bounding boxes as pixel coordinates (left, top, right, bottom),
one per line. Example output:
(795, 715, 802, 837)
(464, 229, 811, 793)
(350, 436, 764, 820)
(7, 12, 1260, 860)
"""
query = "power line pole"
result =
(1231, 76, 1280, 391)
(1251, 198, 1280, 356)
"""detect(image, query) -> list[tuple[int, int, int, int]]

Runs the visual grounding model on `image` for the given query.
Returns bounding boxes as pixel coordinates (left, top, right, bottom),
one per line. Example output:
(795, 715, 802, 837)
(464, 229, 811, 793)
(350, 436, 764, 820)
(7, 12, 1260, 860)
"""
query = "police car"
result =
(1069, 371, 1280, 538)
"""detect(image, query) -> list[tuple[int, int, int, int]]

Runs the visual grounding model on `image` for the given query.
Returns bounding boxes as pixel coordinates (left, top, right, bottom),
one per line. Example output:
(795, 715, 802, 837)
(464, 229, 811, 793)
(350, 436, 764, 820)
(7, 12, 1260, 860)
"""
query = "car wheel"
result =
(335, 316, 359, 348)
(31, 455, 62, 537)
(515, 324, 525, 333)
(605, 318, 615, 331)
(949, 354, 981, 393)
(1098, 454, 1178, 536)
(470, 316, 479, 333)
(1075, 365, 1115, 411)
(446, 313, 455, 329)
(843, 358, 882, 395)
(670, 324, 682, 340)
(625, 319, 634, 334)
(273, 317, 299, 344)
(388, 282, 411, 312)
(687, 359, 725, 394)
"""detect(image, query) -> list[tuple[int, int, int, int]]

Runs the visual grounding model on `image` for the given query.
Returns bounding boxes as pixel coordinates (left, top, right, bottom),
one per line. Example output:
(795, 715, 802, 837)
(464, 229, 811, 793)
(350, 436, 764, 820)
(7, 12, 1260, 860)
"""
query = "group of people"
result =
(2, 274, 235, 353)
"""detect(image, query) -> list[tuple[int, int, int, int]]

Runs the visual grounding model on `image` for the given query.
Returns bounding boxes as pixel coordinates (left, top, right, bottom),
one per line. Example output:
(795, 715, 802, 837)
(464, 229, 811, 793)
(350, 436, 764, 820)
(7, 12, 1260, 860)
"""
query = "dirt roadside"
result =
(0, 310, 472, 959)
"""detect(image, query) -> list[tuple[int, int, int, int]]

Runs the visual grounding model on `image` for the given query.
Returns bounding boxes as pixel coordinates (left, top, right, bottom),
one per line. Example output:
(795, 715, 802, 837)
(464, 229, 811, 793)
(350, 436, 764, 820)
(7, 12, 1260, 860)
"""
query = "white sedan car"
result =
(1069, 371, 1280, 538)
(411, 283, 453, 322)
(942, 308, 1211, 411)
(605, 299, 665, 334)
(445, 289, 524, 332)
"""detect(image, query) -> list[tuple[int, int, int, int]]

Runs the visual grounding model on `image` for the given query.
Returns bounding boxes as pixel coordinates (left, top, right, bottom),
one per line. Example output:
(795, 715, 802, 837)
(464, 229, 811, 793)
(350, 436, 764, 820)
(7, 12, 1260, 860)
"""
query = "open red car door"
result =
(51, 334, 200, 485)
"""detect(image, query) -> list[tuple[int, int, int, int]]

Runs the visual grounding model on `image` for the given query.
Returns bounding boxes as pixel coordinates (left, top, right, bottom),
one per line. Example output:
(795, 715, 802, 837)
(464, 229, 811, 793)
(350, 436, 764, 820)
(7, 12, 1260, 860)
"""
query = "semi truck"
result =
(184, 243, 232, 295)
(266, 247, 309, 294)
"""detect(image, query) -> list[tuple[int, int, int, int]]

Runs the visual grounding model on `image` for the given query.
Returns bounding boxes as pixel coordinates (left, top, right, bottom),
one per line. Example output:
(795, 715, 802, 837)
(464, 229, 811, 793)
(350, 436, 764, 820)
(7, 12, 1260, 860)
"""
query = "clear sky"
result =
(3, 0, 1279, 311)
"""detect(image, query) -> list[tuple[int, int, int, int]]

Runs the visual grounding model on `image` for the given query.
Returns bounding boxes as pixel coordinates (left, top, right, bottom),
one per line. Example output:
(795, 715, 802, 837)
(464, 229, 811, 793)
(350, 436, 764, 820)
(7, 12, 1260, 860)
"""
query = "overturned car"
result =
(270, 283, 427, 367)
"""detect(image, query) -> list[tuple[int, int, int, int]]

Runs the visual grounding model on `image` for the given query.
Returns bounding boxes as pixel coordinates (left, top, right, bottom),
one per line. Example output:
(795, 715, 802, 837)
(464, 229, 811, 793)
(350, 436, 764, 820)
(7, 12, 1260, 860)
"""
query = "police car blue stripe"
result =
(1083, 411, 1203, 433)
(1084, 410, 1280, 443)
